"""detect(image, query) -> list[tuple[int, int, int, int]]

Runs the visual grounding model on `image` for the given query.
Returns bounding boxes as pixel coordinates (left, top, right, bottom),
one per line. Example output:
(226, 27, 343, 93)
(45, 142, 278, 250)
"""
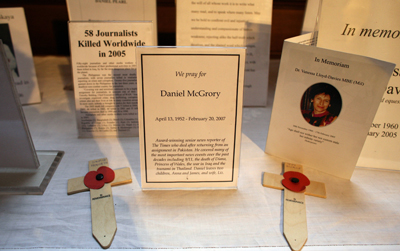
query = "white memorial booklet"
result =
(66, 0, 157, 45)
(265, 34, 395, 179)
(0, 41, 38, 169)
(0, 7, 41, 105)
(69, 21, 153, 137)
(176, 0, 272, 106)
(137, 47, 246, 189)
(316, 0, 400, 170)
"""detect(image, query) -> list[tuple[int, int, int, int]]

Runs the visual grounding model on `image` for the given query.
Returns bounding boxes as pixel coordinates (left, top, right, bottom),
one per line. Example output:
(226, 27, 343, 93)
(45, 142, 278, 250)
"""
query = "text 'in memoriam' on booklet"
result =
(266, 34, 395, 179)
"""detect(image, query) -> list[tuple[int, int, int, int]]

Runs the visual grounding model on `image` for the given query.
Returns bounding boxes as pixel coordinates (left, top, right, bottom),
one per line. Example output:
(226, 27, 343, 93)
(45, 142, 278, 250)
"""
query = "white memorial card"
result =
(66, 0, 157, 45)
(69, 21, 153, 137)
(137, 47, 245, 189)
(0, 41, 39, 169)
(176, 0, 272, 106)
(265, 34, 395, 179)
(316, 0, 400, 170)
(0, 7, 41, 105)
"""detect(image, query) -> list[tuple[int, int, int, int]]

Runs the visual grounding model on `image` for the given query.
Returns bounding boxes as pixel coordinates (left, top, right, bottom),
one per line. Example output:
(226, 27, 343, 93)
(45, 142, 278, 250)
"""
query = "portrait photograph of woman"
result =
(300, 82, 342, 127)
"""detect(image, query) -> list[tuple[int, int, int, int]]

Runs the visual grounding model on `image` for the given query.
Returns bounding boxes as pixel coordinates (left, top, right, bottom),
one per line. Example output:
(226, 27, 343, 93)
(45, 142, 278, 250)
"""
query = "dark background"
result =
(0, 0, 307, 58)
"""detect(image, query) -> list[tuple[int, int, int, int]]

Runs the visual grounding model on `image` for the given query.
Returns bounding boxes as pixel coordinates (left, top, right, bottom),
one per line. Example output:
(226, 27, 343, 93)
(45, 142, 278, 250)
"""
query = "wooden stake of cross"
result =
(67, 158, 132, 248)
(263, 162, 326, 251)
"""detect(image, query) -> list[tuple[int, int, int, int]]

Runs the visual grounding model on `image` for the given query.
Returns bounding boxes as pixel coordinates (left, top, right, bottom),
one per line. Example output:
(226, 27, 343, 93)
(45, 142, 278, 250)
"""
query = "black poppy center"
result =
(96, 173, 104, 181)
(290, 177, 300, 183)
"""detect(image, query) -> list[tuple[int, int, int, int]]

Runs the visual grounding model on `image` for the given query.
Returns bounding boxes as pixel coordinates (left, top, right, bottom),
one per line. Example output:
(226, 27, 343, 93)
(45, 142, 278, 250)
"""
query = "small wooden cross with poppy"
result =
(67, 158, 132, 248)
(262, 162, 326, 251)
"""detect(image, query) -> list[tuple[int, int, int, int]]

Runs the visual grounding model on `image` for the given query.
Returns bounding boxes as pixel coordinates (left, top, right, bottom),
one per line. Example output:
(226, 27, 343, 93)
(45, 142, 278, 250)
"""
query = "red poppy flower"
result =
(84, 166, 115, 189)
(282, 171, 310, 192)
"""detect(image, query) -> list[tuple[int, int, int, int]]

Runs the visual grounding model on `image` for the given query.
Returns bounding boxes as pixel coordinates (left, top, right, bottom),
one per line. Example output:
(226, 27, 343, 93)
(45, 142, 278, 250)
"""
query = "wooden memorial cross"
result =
(262, 162, 326, 251)
(67, 158, 132, 248)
